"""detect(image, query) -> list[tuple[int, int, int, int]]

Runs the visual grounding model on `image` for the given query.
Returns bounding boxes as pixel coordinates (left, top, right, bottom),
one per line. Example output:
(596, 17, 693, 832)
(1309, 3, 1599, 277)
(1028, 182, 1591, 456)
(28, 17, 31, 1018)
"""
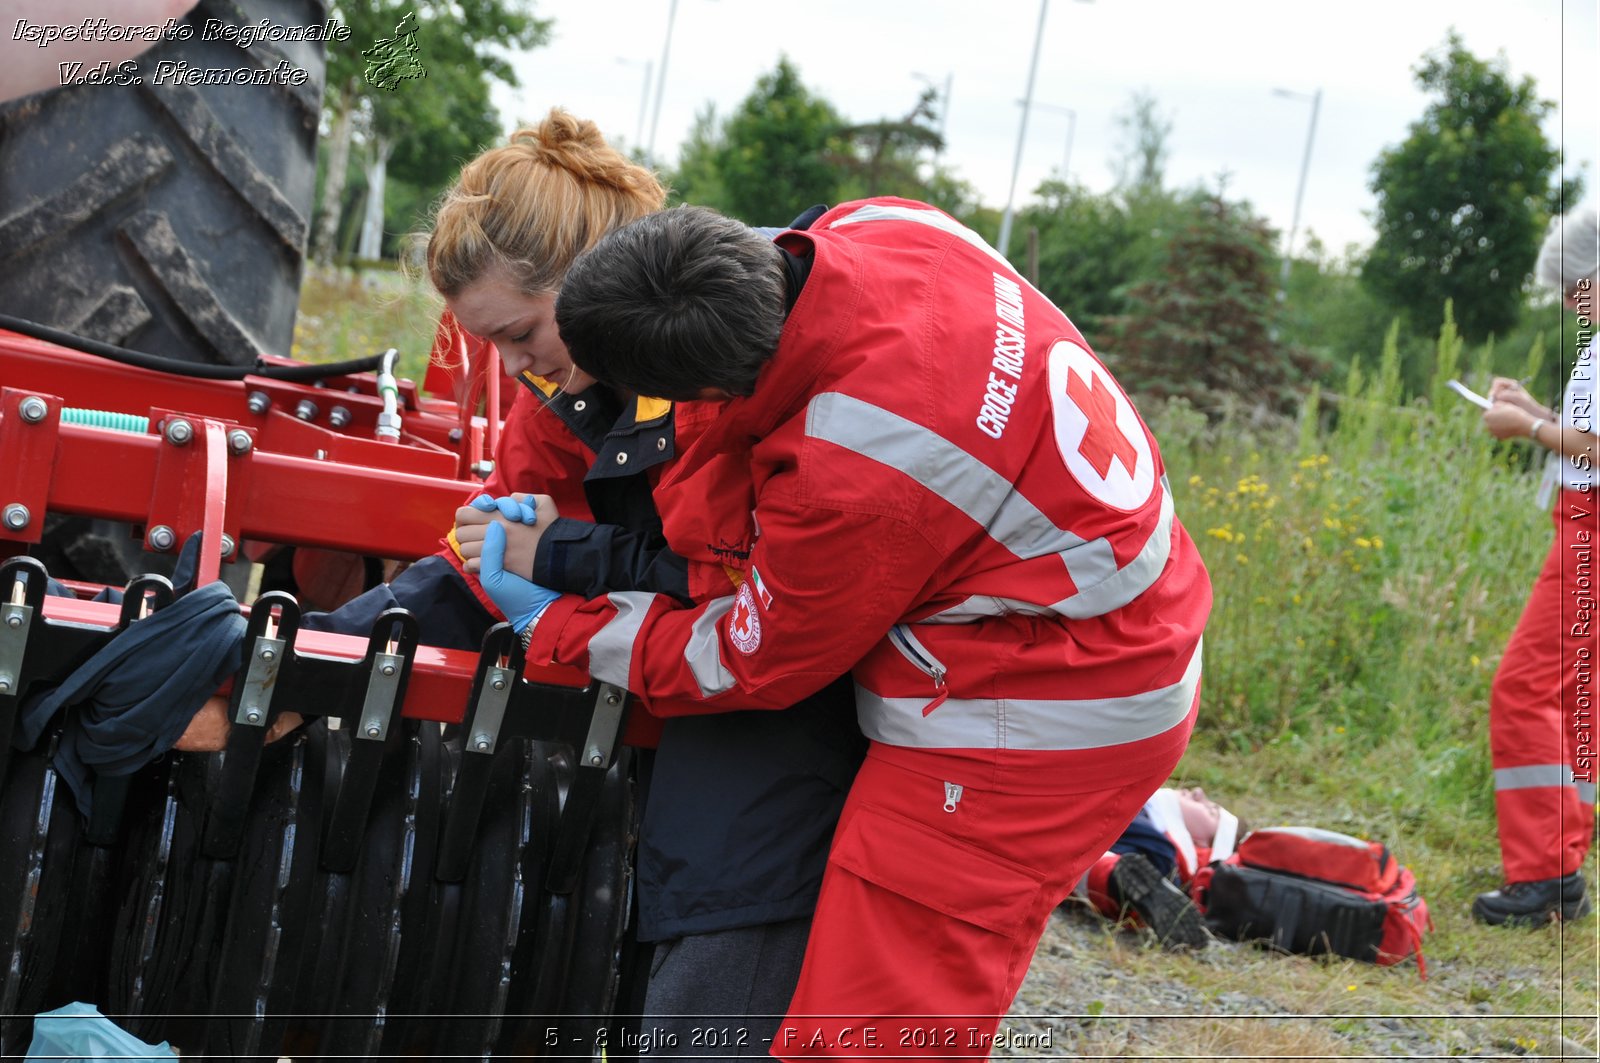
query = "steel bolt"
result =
(227, 429, 253, 455)
(380, 662, 397, 677)
(605, 692, 622, 707)
(448, 428, 464, 443)
(259, 647, 276, 661)
(18, 396, 48, 423)
(294, 399, 319, 422)
(366, 724, 381, 738)
(245, 709, 261, 724)
(147, 525, 176, 551)
(491, 677, 506, 691)
(0, 677, 11, 694)
(470, 460, 495, 478)
(474, 736, 491, 751)
(5, 613, 21, 629)
(328, 405, 352, 429)
(164, 418, 193, 445)
(2, 504, 30, 531)
(246, 390, 271, 415)
(589, 753, 604, 766)
(219, 534, 236, 559)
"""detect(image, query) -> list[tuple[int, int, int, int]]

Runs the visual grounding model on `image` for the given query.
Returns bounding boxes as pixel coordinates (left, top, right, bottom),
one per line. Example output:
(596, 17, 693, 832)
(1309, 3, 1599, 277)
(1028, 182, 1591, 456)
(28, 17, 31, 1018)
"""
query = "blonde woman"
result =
(436, 111, 862, 1052)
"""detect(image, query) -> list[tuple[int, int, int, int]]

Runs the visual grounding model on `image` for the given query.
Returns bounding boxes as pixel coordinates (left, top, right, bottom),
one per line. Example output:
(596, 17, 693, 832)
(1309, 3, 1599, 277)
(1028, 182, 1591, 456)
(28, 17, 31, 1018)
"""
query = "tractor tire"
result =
(0, 0, 325, 365)
(0, 0, 327, 586)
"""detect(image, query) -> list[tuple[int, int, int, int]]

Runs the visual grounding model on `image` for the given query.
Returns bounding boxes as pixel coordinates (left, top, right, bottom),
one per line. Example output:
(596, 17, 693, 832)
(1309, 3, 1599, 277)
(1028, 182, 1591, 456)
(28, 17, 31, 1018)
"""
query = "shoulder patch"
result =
(1045, 339, 1156, 511)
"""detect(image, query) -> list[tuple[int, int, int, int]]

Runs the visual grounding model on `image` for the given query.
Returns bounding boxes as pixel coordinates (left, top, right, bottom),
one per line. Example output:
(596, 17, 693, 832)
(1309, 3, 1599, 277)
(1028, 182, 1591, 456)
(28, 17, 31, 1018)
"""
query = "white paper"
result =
(1447, 379, 1492, 409)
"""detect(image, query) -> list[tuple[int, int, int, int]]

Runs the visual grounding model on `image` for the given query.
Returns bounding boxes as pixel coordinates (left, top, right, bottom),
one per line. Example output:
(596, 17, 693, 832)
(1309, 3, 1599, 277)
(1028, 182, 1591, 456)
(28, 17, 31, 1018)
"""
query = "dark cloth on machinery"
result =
(640, 917, 814, 1057)
(300, 553, 493, 651)
(13, 582, 245, 817)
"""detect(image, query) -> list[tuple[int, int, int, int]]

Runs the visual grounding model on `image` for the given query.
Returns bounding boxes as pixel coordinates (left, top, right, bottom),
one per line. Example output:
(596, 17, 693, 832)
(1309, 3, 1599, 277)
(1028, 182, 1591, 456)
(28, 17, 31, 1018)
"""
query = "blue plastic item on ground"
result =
(25, 1002, 175, 1061)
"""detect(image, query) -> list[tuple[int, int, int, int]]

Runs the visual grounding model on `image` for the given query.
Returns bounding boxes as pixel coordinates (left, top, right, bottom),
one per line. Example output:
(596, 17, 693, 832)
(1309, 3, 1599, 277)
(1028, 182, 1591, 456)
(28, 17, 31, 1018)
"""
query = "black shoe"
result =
(1109, 853, 1209, 950)
(1472, 872, 1593, 927)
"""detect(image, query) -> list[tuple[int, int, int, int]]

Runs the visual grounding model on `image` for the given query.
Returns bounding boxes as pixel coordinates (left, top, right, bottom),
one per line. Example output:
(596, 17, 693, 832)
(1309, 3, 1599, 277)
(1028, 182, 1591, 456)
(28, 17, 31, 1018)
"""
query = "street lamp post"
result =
(996, 0, 1049, 258)
(1273, 86, 1322, 299)
(646, 0, 680, 164)
(1028, 101, 1077, 181)
(998, 0, 1091, 257)
(617, 57, 653, 150)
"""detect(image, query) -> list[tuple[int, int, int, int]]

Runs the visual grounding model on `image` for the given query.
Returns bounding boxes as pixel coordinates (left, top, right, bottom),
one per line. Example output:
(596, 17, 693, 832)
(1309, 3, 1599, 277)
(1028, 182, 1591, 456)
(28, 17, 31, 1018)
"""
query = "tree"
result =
(1107, 192, 1319, 413)
(668, 104, 731, 211)
(831, 89, 943, 200)
(1363, 32, 1580, 341)
(312, 1, 549, 264)
(711, 57, 847, 224)
(1111, 90, 1173, 196)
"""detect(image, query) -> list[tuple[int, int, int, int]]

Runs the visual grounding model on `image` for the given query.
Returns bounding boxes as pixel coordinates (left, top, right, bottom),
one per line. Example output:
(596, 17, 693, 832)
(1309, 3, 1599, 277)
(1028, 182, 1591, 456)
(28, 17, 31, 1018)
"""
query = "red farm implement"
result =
(0, 316, 645, 1059)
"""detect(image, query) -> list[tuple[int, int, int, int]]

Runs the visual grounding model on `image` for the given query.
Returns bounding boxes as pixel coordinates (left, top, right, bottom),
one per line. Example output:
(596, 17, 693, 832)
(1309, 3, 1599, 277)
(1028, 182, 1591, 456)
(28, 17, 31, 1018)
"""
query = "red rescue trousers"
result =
(773, 696, 1195, 1061)
(1490, 489, 1599, 883)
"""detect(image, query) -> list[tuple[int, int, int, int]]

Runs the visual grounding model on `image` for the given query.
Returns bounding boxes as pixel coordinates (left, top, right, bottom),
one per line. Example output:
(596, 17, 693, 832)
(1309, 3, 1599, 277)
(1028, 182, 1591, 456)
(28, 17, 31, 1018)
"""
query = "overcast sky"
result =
(489, 0, 1598, 257)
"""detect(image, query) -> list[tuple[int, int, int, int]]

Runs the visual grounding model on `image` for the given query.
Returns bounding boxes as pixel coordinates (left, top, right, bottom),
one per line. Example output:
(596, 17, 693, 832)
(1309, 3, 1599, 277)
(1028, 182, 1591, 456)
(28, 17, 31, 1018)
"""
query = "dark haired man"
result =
(477, 198, 1211, 1057)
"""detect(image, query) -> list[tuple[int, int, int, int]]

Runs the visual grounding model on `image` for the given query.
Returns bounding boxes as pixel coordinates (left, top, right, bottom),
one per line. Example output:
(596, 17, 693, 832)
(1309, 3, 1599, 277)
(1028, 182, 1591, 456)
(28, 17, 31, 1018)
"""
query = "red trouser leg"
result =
(772, 740, 1182, 1061)
(1490, 492, 1599, 883)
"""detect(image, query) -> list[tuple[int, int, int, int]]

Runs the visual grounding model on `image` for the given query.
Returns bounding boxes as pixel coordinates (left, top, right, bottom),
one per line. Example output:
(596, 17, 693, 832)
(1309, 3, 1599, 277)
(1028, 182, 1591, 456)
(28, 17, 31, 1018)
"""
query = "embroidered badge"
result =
(1046, 339, 1156, 510)
(728, 580, 762, 655)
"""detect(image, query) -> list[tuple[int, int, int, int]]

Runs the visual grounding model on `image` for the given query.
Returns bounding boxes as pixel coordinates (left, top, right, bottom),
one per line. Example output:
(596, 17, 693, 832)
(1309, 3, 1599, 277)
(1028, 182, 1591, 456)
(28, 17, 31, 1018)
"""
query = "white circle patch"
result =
(728, 581, 762, 655)
(1046, 339, 1155, 511)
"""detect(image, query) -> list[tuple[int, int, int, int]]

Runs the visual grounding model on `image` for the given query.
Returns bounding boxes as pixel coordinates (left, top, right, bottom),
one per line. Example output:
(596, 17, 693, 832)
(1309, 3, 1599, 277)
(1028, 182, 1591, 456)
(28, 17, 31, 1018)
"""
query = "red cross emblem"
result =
(1065, 370, 1139, 479)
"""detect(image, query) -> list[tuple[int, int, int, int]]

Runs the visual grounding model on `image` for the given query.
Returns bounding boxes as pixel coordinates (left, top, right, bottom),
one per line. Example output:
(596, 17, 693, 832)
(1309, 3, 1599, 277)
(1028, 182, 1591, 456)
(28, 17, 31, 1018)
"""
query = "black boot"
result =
(1472, 872, 1592, 927)
(1108, 852, 1209, 950)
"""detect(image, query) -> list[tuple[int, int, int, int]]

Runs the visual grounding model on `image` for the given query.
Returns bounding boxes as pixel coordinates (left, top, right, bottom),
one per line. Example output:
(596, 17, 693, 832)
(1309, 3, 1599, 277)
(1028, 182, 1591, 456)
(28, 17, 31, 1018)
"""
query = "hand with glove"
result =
(478, 519, 562, 632)
(452, 492, 559, 577)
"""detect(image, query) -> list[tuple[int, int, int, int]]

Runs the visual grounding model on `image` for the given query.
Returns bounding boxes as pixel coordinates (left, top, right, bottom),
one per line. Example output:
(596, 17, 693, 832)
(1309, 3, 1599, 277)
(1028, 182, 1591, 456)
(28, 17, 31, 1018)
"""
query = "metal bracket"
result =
(579, 682, 627, 769)
(466, 664, 514, 755)
(357, 652, 405, 741)
(233, 636, 284, 727)
(0, 601, 32, 696)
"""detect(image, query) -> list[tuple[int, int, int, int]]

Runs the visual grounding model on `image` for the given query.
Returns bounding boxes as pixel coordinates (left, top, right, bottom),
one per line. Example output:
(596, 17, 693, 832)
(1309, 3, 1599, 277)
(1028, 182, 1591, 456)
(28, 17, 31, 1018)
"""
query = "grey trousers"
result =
(635, 918, 812, 1059)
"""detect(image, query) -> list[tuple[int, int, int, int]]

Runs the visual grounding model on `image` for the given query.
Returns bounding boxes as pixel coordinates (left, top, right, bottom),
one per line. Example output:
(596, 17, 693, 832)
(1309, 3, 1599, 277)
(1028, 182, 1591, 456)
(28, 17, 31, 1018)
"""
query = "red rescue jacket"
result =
(527, 197, 1211, 791)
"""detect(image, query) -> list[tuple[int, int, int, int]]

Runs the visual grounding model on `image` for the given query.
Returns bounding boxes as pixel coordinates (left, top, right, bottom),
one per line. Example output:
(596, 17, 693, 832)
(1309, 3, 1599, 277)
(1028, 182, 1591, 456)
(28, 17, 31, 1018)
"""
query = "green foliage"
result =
(665, 59, 975, 227)
(708, 57, 849, 224)
(1107, 193, 1319, 412)
(1155, 310, 1552, 827)
(1363, 31, 1579, 342)
(1112, 90, 1173, 195)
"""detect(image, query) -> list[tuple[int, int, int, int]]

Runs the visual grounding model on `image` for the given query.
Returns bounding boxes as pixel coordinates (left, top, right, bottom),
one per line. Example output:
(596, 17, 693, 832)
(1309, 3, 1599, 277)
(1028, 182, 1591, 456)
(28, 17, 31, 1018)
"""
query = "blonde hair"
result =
(427, 109, 666, 298)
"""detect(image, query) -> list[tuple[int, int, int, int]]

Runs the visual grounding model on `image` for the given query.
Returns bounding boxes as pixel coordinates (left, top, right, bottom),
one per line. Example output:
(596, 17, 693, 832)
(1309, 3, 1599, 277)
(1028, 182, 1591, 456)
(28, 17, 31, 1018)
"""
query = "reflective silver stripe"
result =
(1053, 477, 1173, 619)
(830, 202, 1012, 273)
(923, 596, 1057, 623)
(585, 591, 655, 689)
(858, 638, 1202, 751)
(806, 391, 1169, 619)
(684, 596, 738, 697)
(1493, 764, 1577, 791)
(1580, 780, 1598, 806)
(827, 202, 1055, 305)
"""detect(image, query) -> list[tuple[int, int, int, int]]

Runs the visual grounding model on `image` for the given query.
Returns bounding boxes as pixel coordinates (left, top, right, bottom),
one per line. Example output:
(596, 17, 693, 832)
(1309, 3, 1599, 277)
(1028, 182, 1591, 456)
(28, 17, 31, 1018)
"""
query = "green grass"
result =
(291, 265, 443, 385)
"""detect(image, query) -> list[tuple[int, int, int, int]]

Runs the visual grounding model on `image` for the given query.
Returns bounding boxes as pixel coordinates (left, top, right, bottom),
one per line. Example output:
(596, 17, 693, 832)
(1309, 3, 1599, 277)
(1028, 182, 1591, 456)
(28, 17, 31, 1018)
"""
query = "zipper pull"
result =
(921, 686, 949, 717)
(943, 781, 964, 814)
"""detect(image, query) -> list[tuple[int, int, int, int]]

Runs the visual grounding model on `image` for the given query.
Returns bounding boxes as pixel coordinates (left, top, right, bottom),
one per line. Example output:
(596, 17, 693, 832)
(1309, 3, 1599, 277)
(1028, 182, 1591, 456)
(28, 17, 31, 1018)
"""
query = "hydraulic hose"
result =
(0, 312, 388, 382)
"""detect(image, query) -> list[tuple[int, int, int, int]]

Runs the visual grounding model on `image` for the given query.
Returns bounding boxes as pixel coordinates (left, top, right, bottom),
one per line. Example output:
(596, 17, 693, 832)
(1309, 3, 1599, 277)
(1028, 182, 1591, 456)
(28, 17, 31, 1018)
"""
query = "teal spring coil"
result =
(60, 407, 150, 433)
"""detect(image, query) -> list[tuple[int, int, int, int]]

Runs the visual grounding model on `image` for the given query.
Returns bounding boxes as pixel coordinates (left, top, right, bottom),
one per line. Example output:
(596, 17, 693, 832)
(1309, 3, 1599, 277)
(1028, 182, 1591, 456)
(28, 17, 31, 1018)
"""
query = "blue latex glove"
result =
(469, 493, 539, 524)
(479, 520, 561, 632)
